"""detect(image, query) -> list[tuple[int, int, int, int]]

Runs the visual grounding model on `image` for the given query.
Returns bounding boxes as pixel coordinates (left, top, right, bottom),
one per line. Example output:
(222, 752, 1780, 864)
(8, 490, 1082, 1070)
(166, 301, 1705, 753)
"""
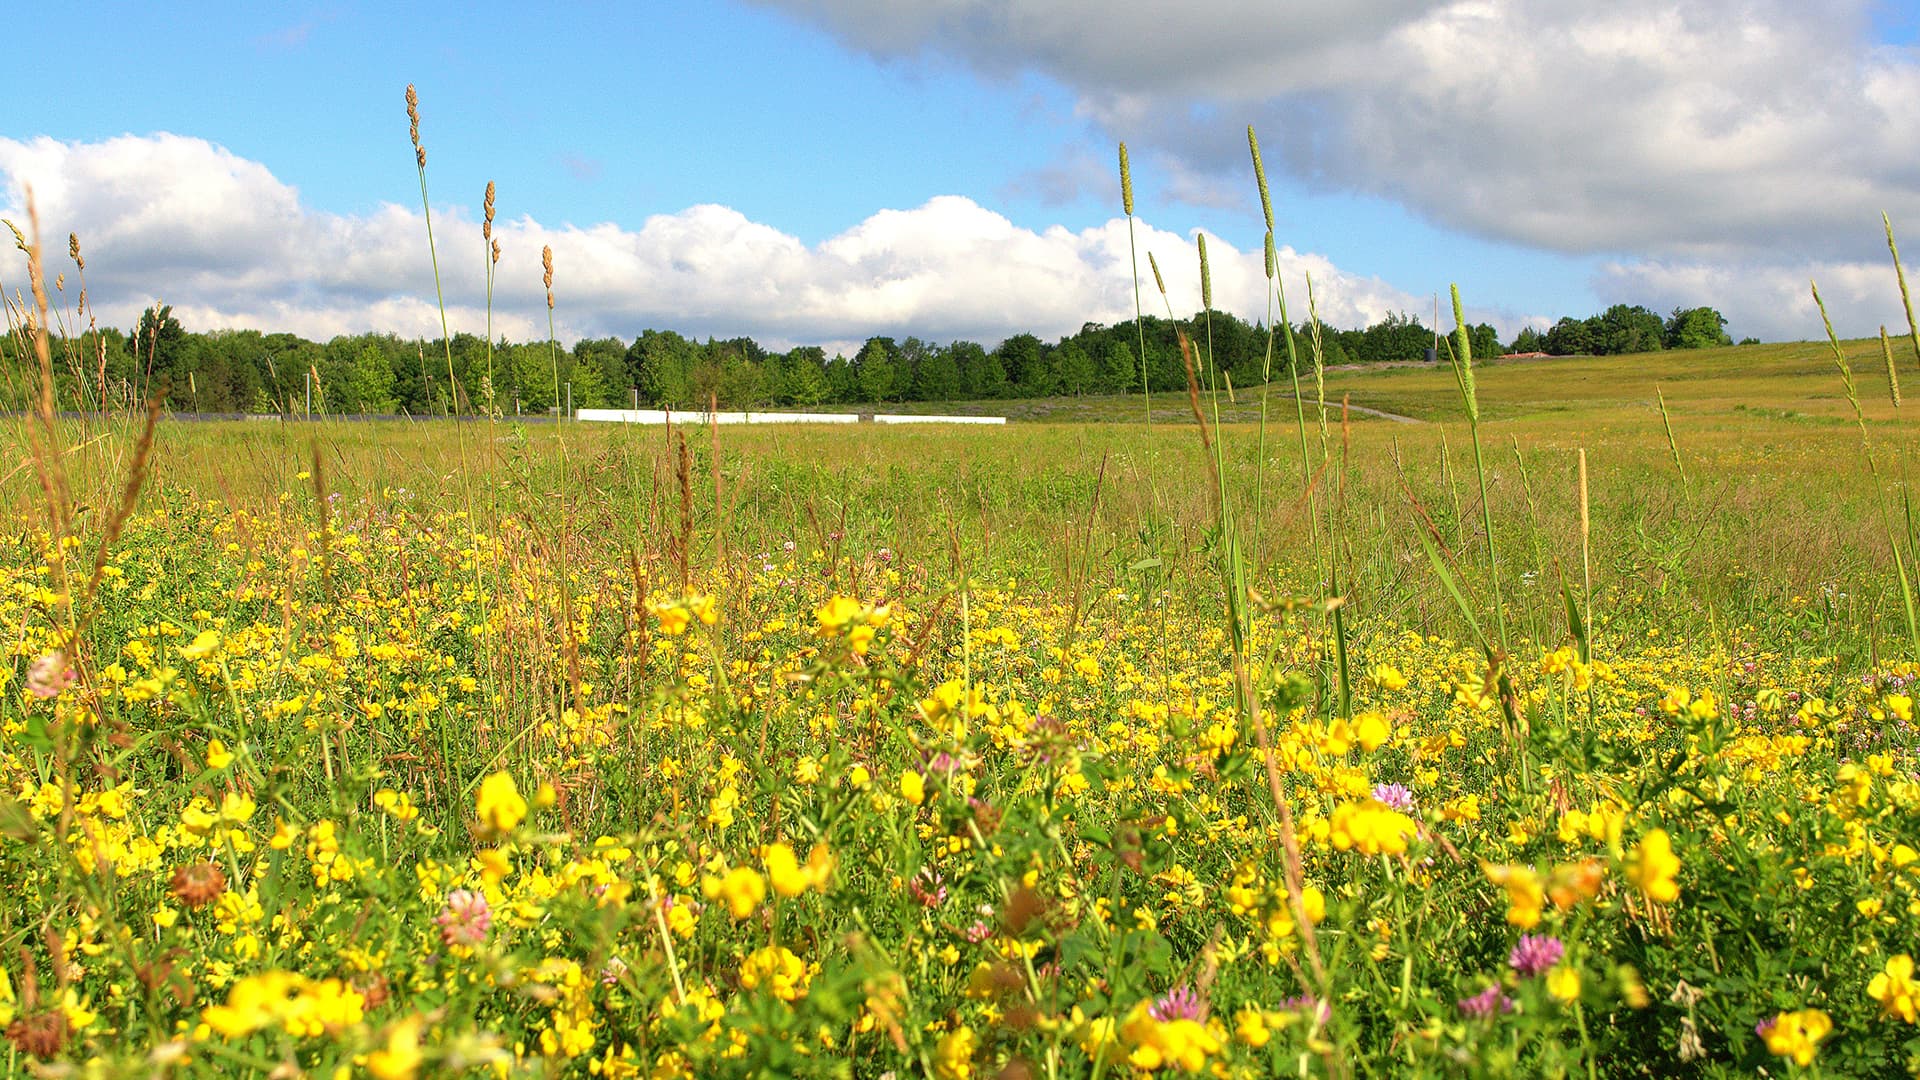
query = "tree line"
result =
(3, 302, 1737, 414)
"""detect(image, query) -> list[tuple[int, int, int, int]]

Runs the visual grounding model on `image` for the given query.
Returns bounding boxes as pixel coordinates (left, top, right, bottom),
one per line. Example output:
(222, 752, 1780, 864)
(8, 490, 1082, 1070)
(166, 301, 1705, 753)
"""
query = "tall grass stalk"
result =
(1247, 126, 1277, 561)
(1814, 280, 1920, 659)
(405, 86, 459, 416)
(1308, 276, 1352, 715)
(484, 181, 499, 417)
(1885, 213, 1920, 373)
(1120, 144, 1151, 426)
(544, 245, 560, 422)
(1882, 328, 1903, 408)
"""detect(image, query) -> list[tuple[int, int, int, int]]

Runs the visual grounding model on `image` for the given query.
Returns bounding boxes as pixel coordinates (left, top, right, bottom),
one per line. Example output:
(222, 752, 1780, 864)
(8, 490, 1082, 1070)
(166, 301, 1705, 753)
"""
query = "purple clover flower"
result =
(1508, 934, 1565, 977)
(1150, 985, 1205, 1022)
(1371, 782, 1415, 811)
(437, 889, 492, 948)
(1457, 984, 1512, 1019)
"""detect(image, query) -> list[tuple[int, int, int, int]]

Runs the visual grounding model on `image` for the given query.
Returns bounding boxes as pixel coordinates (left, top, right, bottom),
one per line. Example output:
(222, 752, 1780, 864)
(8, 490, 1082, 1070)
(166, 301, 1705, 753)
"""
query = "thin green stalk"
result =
(1885, 213, 1920, 374)
(1655, 386, 1688, 488)
(1448, 285, 1508, 652)
(1815, 280, 1920, 659)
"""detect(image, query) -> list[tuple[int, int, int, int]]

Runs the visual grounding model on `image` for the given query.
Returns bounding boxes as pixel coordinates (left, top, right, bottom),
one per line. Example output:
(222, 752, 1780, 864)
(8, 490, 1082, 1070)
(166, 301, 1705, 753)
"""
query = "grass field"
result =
(1, 325, 1918, 1077)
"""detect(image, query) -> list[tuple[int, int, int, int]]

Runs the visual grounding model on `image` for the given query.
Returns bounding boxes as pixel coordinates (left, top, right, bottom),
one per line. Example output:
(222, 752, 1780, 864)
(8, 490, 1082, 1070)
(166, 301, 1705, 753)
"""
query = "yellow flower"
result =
(205, 739, 234, 770)
(1481, 863, 1546, 929)
(1761, 1008, 1831, 1067)
(933, 1025, 976, 1080)
(764, 842, 834, 898)
(739, 944, 810, 1001)
(181, 629, 222, 661)
(475, 771, 528, 836)
(1234, 1008, 1270, 1048)
(702, 865, 767, 920)
(1119, 1002, 1220, 1071)
(1624, 829, 1680, 904)
(1869, 954, 1917, 1024)
(1354, 711, 1391, 752)
(1368, 663, 1407, 691)
(202, 971, 303, 1038)
(364, 1015, 425, 1080)
(1330, 799, 1416, 856)
(900, 770, 926, 806)
(1546, 965, 1581, 1003)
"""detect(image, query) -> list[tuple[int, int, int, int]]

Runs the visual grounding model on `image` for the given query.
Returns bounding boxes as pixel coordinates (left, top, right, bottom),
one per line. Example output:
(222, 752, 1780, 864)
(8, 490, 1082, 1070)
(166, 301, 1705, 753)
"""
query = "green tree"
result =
(853, 338, 896, 403)
(346, 342, 400, 413)
(1665, 306, 1732, 350)
(912, 344, 962, 401)
(1542, 317, 1596, 356)
(997, 334, 1049, 396)
(1507, 326, 1547, 354)
(1055, 340, 1096, 396)
(1098, 339, 1136, 394)
(1593, 304, 1665, 355)
(130, 304, 191, 403)
(627, 330, 698, 406)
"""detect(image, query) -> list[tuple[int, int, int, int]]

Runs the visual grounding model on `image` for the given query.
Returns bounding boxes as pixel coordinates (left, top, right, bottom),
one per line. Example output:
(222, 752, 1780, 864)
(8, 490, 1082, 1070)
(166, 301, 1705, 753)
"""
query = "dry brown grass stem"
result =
(76, 393, 162, 632)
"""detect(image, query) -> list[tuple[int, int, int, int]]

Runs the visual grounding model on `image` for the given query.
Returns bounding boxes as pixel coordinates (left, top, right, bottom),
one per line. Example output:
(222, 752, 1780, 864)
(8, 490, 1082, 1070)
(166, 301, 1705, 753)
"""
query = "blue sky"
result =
(5, 1, 1918, 350)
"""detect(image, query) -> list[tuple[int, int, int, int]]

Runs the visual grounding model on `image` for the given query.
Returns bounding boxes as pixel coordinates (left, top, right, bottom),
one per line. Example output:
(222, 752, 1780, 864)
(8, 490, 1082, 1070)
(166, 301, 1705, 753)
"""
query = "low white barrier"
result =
(873, 414, 1007, 425)
(576, 409, 859, 425)
(576, 409, 1004, 425)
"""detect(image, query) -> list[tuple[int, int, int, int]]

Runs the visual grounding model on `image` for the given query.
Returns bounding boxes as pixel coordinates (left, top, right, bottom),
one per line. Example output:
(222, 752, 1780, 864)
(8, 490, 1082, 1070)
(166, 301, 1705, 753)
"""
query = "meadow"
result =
(3, 110, 1920, 1077)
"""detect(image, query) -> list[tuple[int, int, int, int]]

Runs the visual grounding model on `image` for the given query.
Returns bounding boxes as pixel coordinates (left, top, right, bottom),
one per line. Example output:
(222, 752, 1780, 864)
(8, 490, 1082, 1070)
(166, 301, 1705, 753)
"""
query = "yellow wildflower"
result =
(475, 771, 528, 836)
(1869, 954, 1917, 1024)
(1624, 829, 1680, 904)
(1760, 1008, 1830, 1067)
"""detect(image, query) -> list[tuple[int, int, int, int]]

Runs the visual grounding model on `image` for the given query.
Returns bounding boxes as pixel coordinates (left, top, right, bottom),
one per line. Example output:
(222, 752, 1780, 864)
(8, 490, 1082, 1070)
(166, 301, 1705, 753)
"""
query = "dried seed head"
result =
(1247, 125, 1274, 233)
(54, 273, 63, 293)
(5, 1012, 68, 1059)
(169, 860, 227, 910)
(1882, 325, 1903, 408)
(1449, 284, 1479, 422)
(406, 84, 424, 166)
(483, 181, 496, 240)
(1197, 233, 1212, 311)
(1118, 142, 1134, 216)
(351, 972, 391, 1010)
(542, 245, 553, 282)
(491, 238, 501, 265)
(1148, 251, 1166, 296)
(67, 233, 81, 270)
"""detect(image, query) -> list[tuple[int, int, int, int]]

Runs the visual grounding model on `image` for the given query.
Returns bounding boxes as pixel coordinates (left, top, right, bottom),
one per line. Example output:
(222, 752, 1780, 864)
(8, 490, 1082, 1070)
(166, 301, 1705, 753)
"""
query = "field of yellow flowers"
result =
(0, 414, 1915, 1079)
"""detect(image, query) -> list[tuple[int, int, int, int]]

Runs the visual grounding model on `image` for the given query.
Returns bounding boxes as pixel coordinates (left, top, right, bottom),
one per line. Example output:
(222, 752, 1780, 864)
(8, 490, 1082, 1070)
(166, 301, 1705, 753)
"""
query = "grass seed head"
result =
(68, 233, 82, 271)
(1197, 233, 1212, 311)
(484, 181, 496, 241)
(1149, 251, 1166, 297)
(1118, 142, 1134, 216)
(1248, 125, 1273, 233)
(406, 84, 424, 167)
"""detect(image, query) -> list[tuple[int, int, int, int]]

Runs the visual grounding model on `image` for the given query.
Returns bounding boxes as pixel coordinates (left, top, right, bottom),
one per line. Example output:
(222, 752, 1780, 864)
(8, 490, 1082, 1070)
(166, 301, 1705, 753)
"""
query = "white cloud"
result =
(755, 0, 1920, 336)
(1595, 256, 1913, 344)
(0, 133, 1428, 354)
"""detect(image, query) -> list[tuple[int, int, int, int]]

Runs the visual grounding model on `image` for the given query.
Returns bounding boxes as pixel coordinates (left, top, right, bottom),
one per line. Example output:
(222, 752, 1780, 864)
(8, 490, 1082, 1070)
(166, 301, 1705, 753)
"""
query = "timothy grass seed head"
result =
(1118, 142, 1134, 216)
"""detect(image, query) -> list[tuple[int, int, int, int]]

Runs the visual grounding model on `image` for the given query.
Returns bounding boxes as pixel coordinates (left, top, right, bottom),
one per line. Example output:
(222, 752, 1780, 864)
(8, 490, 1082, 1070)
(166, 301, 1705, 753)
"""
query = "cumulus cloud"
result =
(755, 0, 1920, 335)
(0, 134, 1429, 354)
